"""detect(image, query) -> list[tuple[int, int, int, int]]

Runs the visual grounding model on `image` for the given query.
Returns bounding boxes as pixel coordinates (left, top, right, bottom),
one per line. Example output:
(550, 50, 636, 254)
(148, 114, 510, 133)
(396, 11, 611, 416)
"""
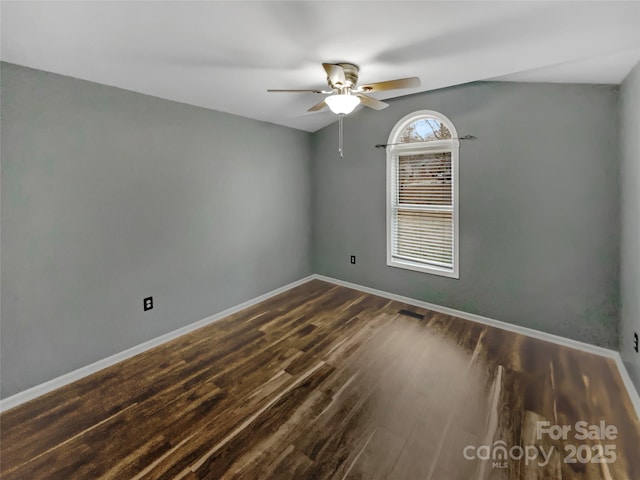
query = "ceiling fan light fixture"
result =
(325, 94, 360, 115)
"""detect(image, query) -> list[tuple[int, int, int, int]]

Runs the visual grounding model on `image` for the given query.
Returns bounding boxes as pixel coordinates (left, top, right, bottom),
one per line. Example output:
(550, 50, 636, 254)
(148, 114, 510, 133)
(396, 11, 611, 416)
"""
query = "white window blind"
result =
(387, 111, 459, 278)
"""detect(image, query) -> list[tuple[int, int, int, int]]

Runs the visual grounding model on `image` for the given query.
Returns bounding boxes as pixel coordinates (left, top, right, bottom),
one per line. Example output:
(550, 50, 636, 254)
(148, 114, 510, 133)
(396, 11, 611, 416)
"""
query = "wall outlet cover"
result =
(144, 297, 153, 311)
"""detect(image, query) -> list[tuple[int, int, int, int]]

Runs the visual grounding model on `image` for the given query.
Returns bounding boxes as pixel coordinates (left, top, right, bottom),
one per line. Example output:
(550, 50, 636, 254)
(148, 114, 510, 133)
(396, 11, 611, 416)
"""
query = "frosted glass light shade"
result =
(325, 94, 360, 114)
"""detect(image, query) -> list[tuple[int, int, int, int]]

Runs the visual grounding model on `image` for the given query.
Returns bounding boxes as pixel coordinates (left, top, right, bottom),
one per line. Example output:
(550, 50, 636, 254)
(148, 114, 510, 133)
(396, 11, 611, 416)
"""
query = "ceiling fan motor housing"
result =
(329, 63, 359, 91)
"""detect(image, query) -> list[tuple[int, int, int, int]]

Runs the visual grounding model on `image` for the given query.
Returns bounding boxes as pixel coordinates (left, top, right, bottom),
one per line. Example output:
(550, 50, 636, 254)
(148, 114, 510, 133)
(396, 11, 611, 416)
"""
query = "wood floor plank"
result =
(1, 279, 639, 479)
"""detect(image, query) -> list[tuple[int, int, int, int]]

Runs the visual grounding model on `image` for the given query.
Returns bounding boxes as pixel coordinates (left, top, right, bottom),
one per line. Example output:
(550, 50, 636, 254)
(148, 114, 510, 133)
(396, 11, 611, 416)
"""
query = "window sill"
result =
(387, 258, 459, 279)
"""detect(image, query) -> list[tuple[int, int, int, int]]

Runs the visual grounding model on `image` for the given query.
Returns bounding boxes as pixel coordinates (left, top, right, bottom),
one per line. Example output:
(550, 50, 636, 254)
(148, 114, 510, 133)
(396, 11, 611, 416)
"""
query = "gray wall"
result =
(1, 62, 312, 399)
(620, 61, 640, 391)
(312, 82, 620, 348)
(1, 63, 627, 400)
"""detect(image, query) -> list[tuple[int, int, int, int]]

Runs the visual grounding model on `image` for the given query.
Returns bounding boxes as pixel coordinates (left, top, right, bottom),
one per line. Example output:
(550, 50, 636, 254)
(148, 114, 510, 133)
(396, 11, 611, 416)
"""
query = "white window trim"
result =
(386, 110, 460, 279)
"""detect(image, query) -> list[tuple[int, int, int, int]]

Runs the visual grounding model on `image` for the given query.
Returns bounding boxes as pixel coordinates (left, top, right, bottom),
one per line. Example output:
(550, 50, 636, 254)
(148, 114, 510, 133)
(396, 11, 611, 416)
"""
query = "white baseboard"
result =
(3, 273, 639, 422)
(612, 355, 640, 421)
(313, 274, 640, 420)
(0, 275, 315, 413)
(312, 275, 616, 357)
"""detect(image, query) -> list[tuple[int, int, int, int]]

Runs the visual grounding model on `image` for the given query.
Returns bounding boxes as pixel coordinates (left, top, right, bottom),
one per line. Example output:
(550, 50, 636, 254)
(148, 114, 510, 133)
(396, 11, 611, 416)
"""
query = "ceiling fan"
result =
(268, 62, 420, 157)
(267, 62, 421, 115)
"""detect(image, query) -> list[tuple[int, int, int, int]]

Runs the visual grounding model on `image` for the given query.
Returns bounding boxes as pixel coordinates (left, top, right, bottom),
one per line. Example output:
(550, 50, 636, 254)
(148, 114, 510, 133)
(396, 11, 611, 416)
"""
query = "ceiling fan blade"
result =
(308, 100, 328, 112)
(323, 63, 346, 86)
(358, 77, 421, 93)
(267, 89, 325, 94)
(356, 93, 389, 111)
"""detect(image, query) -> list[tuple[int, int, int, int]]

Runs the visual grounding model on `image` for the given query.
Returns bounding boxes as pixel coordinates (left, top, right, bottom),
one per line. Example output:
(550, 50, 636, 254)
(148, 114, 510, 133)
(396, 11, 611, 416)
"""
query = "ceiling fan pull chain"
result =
(338, 113, 344, 158)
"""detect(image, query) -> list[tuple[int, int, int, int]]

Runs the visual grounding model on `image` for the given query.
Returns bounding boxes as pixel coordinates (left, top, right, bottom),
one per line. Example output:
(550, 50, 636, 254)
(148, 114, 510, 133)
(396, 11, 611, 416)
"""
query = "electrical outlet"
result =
(144, 296, 153, 311)
(350, 255, 356, 264)
(634, 332, 639, 353)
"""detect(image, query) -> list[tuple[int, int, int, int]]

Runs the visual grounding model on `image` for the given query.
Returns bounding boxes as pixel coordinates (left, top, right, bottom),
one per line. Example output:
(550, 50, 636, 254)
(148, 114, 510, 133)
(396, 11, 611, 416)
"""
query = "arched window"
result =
(387, 110, 459, 278)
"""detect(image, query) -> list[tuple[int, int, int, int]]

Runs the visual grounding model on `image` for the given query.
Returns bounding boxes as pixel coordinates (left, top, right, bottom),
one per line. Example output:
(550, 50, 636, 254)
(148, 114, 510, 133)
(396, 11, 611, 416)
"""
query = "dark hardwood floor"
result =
(1, 279, 639, 479)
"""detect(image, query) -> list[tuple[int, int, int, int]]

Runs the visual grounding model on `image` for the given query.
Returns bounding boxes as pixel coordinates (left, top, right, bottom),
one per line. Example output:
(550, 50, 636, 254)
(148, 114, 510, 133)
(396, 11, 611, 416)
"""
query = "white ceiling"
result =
(2, 1, 639, 132)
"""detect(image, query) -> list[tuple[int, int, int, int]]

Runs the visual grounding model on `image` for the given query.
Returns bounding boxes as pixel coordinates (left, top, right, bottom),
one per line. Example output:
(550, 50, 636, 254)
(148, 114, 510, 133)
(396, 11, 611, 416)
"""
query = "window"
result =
(387, 110, 459, 278)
